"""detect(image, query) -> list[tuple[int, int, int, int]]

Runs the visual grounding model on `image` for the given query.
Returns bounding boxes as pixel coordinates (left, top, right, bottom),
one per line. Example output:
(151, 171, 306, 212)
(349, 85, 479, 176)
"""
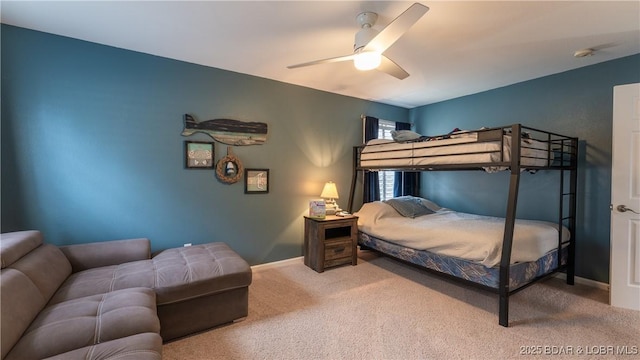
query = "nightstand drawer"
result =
(324, 239, 353, 261)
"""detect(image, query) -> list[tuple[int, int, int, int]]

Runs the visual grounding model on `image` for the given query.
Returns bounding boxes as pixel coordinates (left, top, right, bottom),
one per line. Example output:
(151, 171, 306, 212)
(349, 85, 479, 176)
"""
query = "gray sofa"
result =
(1, 230, 252, 360)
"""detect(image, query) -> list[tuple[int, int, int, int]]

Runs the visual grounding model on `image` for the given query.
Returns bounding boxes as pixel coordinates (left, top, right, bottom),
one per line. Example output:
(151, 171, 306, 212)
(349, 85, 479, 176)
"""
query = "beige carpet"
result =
(163, 251, 640, 359)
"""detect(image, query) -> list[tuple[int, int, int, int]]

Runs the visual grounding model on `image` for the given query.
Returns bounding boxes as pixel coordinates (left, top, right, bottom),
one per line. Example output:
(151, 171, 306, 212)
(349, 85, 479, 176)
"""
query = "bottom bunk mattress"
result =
(355, 199, 570, 267)
(354, 197, 570, 289)
(359, 232, 567, 290)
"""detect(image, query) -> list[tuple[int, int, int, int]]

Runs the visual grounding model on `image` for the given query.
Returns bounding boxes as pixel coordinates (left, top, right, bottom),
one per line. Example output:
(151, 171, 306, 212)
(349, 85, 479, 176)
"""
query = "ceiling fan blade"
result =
(377, 55, 409, 80)
(363, 3, 429, 53)
(287, 54, 356, 69)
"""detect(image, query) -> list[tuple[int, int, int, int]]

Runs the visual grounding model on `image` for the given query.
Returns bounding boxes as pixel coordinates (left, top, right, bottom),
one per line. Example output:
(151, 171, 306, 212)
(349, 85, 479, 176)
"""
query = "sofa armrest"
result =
(59, 238, 151, 272)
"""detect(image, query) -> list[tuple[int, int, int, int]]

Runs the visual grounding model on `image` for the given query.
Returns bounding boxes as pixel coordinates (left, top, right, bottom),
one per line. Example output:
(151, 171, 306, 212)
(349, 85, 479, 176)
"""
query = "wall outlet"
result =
(183, 243, 192, 247)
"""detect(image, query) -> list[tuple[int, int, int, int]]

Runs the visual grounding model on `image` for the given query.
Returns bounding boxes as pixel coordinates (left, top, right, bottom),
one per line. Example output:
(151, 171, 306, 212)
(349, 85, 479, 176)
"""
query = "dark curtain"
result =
(363, 116, 380, 202)
(394, 122, 421, 197)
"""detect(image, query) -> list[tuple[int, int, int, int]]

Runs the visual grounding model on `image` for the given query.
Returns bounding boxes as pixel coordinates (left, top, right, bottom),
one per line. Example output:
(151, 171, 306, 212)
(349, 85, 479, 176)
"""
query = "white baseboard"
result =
(251, 256, 303, 272)
(554, 273, 609, 291)
(251, 256, 610, 293)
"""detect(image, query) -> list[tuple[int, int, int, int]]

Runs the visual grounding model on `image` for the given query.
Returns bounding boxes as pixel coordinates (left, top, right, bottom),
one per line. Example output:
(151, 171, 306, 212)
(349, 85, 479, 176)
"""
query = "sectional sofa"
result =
(1, 230, 252, 359)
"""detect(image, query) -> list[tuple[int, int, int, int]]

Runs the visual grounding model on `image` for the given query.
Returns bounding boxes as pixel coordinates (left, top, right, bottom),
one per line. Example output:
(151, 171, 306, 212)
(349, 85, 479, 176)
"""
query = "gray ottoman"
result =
(152, 242, 252, 341)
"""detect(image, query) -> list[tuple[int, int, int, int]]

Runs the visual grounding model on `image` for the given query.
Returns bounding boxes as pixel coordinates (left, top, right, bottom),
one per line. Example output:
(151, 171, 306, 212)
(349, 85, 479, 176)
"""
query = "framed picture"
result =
(185, 141, 214, 169)
(245, 169, 269, 194)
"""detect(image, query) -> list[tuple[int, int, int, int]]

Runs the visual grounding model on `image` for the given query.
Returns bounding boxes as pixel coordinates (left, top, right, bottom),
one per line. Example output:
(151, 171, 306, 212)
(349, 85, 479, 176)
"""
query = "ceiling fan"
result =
(287, 3, 429, 80)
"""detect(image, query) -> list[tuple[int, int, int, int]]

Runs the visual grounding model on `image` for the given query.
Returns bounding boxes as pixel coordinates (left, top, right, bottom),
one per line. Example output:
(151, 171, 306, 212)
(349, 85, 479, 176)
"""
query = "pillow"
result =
(354, 202, 403, 221)
(384, 196, 435, 218)
(354, 202, 403, 235)
(419, 198, 442, 212)
(391, 130, 422, 142)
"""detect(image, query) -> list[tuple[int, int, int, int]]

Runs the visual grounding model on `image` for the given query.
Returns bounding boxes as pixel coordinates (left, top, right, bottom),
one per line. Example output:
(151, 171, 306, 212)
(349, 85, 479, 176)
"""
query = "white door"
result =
(610, 83, 640, 310)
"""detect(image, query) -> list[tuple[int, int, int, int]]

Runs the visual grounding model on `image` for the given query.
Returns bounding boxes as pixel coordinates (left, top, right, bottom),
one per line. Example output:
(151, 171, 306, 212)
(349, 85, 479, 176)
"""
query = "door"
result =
(610, 83, 640, 310)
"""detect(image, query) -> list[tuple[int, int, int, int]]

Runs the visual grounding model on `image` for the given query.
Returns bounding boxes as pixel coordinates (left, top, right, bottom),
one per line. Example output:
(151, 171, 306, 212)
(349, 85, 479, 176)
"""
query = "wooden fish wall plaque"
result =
(181, 114, 268, 146)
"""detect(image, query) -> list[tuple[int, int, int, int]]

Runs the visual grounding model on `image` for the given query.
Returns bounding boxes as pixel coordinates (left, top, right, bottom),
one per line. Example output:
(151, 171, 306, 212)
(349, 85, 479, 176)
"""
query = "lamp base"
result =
(325, 201, 341, 215)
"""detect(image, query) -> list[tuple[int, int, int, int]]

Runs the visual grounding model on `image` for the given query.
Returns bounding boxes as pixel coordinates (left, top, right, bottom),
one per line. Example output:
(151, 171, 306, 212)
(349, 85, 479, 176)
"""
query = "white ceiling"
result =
(2, 1, 639, 108)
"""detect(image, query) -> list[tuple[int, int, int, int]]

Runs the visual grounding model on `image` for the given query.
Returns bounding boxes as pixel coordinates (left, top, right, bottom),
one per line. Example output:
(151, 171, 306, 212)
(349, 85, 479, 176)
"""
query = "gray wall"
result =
(409, 54, 640, 282)
(1, 25, 408, 264)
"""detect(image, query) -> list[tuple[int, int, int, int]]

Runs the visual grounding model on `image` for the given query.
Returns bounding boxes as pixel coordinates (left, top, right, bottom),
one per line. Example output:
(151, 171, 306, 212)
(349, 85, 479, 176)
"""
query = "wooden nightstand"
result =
(303, 215, 358, 273)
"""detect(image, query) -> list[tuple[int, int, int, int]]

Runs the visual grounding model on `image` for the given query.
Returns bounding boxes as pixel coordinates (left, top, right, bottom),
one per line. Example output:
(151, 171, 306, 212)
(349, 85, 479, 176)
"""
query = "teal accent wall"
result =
(3, 23, 638, 282)
(1, 25, 408, 264)
(409, 54, 640, 283)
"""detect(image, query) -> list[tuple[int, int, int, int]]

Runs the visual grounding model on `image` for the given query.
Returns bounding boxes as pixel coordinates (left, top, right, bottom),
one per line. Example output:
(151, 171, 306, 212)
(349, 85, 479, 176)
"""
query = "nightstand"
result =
(303, 215, 358, 273)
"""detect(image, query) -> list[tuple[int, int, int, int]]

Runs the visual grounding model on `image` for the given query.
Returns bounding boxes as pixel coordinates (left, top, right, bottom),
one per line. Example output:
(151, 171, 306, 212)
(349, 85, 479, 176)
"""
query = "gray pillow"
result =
(384, 196, 435, 218)
(391, 130, 422, 142)
(419, 198, 442, 212)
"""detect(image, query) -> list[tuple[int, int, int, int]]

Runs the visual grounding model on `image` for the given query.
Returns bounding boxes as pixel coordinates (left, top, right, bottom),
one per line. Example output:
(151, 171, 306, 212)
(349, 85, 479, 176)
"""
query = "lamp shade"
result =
(320, 182, 339, 199)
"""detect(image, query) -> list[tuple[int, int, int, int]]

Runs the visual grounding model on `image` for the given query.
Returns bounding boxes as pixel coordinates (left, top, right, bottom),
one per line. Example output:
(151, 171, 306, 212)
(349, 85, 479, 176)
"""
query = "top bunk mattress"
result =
(360, 129, 551, 171)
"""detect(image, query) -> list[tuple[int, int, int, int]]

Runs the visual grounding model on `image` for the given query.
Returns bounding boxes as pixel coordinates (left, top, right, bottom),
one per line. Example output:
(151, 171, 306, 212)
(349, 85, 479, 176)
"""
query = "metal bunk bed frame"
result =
(347, 123, 578, 327)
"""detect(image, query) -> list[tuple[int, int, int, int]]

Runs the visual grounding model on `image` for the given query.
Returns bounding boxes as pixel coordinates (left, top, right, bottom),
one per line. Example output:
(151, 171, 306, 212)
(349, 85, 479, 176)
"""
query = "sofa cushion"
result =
(1, 232, 73, 359)
(49, 260, 155, 305)
(59, 238, 151, 273)
(1, 230, 43, 269)
(11, 244, 72, 302)
(49, 243, 252, 306)
(42, 333, 163, 360)
(0, 269, 48, 359)
(5, 287, 160, 360)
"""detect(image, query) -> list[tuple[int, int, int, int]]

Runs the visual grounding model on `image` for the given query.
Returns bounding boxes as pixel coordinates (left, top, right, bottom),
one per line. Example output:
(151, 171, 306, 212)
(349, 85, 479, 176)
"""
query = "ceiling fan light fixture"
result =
(354, 51, 381, 71)
(286, 3, 428, 79)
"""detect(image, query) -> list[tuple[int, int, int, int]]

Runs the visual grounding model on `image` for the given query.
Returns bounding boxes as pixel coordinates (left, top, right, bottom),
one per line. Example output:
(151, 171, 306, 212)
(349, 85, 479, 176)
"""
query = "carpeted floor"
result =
(163, 251, 640, 359)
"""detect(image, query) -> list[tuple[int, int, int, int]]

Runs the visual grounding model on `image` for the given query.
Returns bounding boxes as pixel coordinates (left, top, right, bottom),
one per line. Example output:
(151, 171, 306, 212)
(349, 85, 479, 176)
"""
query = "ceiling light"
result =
(354, 51, 381, 71)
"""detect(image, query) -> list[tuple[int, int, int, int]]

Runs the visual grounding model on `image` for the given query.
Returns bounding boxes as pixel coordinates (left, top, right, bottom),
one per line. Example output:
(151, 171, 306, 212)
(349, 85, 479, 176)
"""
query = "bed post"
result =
(566, 138, 578, 285)
(498, 124, 522, 327)
(348, 146, 359, 214)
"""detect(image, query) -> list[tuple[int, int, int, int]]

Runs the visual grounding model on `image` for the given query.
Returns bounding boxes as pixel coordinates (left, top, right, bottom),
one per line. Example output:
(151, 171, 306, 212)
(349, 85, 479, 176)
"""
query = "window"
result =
(378, 120, 396, 200)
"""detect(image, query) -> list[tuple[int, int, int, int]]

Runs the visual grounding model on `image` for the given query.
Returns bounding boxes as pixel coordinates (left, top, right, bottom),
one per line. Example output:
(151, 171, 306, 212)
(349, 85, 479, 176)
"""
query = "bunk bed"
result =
(347, 124, 578, 327)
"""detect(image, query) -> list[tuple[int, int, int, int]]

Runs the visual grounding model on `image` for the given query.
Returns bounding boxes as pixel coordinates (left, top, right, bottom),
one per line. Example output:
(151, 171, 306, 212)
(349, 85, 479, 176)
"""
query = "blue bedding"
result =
(359, 232, 566, 289)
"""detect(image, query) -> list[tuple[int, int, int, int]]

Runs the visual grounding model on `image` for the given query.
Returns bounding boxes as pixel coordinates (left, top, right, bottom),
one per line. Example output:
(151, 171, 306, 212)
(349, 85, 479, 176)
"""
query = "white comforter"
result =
(354, 202, 569, 267)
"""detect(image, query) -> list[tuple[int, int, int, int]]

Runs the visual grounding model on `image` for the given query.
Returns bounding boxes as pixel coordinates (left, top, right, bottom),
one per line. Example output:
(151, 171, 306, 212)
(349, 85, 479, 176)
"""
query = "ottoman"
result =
(152, 242, 252, 340)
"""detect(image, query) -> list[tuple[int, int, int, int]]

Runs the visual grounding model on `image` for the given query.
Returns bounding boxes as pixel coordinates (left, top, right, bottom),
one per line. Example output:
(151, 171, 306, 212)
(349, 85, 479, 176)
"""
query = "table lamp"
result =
(320, 181, 340, 215)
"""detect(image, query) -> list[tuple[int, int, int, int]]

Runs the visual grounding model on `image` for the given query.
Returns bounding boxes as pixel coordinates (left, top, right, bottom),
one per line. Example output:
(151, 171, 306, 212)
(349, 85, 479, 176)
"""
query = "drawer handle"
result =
(333, 247, 345, 253)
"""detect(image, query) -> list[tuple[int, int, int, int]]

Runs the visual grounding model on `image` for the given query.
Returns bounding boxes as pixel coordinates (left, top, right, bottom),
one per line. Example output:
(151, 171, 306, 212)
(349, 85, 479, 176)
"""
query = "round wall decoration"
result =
(216, 147, 243, 184)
